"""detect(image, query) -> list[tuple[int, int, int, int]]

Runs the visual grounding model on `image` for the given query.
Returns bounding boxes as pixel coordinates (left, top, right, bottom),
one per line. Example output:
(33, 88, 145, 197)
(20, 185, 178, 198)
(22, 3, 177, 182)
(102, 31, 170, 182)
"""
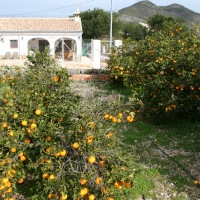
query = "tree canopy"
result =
(80, 8, 122, 39)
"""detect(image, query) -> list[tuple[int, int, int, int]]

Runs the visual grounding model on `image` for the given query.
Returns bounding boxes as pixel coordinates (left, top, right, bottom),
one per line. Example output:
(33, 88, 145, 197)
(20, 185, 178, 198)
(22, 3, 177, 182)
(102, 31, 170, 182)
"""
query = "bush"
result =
(107, 21, 200, 119)
(0, 60, 139, 198)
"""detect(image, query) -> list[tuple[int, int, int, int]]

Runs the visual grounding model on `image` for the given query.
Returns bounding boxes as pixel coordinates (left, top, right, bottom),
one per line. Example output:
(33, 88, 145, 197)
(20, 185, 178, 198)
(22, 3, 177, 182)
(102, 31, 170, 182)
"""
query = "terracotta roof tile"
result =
(0, 18, 82, 32)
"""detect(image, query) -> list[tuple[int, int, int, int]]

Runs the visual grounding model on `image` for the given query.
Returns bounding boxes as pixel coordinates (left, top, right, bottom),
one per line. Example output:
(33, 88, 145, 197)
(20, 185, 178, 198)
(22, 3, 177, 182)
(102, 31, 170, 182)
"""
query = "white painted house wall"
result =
(0, 34, 82, 60)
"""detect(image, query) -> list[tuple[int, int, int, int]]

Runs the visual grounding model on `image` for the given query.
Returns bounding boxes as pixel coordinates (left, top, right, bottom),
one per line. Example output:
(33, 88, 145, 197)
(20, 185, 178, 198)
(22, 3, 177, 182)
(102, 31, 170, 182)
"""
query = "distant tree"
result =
(122, 22, 148, 41)
(147, 13, 176, 32)
(80, 8, 122, 39)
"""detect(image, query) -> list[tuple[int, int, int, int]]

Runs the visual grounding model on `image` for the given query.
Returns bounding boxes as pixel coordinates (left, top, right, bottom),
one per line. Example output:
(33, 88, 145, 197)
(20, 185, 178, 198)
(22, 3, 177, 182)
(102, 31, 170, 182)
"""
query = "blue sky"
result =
(0, 0, 199, 17)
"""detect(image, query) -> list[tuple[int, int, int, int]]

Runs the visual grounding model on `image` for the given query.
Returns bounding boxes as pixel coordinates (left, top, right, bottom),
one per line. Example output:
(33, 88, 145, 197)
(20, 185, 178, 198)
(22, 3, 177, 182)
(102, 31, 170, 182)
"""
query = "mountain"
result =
(119, 0, 200, 25)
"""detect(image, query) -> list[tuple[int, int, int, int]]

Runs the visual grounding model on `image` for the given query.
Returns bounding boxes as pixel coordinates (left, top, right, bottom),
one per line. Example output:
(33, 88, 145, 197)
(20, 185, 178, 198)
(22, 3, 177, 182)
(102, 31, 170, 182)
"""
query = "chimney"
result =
(74, 9, 80, 21)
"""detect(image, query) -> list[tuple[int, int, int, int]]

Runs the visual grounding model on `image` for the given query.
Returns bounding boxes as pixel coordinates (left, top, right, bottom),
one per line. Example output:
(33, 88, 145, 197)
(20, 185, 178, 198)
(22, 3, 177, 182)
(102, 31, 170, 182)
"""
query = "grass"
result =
(93, 81, 200, 199)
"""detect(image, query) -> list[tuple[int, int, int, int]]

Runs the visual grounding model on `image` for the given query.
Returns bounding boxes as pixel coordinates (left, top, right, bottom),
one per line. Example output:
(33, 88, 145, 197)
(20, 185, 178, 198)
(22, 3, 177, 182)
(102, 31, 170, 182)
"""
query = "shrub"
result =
(0, 63, 139, 198)
(107, 21, 200, 119)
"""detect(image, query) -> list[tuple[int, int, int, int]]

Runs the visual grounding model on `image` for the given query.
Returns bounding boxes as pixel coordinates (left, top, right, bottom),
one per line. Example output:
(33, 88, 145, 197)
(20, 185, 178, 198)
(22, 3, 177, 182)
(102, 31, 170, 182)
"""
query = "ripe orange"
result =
(88, 156, 96, 164)
(104, 114, 110, 120)
(2, 177, 9, 184)
(2, 122, 8, 128)
(9, 131, 14, 137)
(112, 117, 117, 123)
(118, 113, 123, 117)
(13, 113, 18, 119)
(99, 161, 104, 167)
(42, 173, 49, 179)
(95, 177, 102, 185)
(21, 120, 28, 126)
(46, 136, 51, 141)
(17, 178, 24, 184)
(48, 174, 55, 180)
(10, 147, 17, 153)
(126, 116, 134, 123)
(45, 147, 51, 153)
(80, 187, 89, 196)
(59, 150, 67, 156)
(194, 180, 199, 185)
(48, 193, 54, 199)
(5, 181, 12, 187)
(79, 178, 87, 185)
(53, 75, 59, 82)
(30, 123, 37, 130)
(107, 198, 114, 200)
(72, 142, 79, 149)
(20, 155, 26, 162)
(86, 136, 94, 143)
(1, 160, 6, 165)
(25, 139, 31, 144)
(125, 182, 131, 189)
(35, 109, 42, 115)
(88, 194, 95, 200)
(106, 132, 113, 138)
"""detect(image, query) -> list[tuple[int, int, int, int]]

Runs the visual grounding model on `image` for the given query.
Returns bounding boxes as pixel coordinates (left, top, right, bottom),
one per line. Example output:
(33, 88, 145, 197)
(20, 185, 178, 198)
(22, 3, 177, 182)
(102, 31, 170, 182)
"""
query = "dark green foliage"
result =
(122, 22, 148, 41)
(80, 8, 122, 39)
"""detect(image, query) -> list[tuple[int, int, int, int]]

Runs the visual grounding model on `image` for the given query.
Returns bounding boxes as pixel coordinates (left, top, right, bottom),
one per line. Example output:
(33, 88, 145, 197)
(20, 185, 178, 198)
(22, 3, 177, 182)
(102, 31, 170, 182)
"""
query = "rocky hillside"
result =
(119, 0, 200, 25)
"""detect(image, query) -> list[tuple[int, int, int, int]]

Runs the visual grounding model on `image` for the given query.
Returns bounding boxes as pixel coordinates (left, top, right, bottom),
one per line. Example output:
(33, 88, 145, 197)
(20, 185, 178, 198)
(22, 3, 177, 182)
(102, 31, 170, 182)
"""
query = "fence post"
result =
(92, 39, 101, 69)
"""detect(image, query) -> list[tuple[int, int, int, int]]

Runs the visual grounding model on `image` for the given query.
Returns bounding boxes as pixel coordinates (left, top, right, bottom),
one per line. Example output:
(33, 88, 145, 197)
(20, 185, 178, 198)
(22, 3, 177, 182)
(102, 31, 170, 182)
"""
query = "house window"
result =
(10, 40, 18, 48)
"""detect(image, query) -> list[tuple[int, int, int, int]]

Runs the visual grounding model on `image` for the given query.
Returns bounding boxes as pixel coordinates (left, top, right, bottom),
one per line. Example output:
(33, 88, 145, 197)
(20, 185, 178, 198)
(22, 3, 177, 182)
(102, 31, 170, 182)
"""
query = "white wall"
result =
(0, 34, 82, 60)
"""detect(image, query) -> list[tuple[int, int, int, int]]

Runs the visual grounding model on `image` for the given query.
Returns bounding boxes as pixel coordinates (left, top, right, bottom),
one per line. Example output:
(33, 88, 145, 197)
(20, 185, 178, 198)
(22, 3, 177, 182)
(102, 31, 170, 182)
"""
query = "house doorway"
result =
(39, 40, 49, 52)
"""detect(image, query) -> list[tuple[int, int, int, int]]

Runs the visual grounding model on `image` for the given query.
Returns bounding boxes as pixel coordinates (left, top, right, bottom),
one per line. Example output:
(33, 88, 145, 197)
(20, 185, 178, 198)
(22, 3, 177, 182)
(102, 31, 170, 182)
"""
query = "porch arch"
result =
(54, 37, 77, 61)
(27, 37, 50, 52)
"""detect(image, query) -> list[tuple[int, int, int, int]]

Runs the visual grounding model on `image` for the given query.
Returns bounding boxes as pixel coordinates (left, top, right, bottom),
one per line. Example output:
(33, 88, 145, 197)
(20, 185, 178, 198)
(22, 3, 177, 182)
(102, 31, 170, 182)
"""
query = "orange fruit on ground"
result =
(88, 156, 96, 164)
(35, 109, 42, 115)
(2, 122, 8, 128)
(48, 174, 55, 180)
(17, 178, 24, 184)
(80, 187, 89, 196)
(95, 177, 102, 185)
(13, 113, 18, 119)
(107, 198, 114, 200)
(79, 178, 87, 185)
(21, 120, 28, 126)
(59, 150, 67, 156)
(72, 142, 79, 149)
(88, 194, 95, 200)
(194, 180, 199, 185)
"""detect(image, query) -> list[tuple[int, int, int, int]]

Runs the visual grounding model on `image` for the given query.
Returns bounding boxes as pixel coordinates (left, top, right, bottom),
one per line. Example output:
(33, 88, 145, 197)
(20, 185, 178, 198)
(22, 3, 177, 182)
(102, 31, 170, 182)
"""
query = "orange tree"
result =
(107, 20, 200, 119)
(0, 61, 140, 199)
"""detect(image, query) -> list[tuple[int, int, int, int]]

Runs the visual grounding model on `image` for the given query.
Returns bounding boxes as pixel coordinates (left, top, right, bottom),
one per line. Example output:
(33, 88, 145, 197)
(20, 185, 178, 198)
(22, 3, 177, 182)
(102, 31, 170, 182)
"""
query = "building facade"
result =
(0, 12, 82, 61)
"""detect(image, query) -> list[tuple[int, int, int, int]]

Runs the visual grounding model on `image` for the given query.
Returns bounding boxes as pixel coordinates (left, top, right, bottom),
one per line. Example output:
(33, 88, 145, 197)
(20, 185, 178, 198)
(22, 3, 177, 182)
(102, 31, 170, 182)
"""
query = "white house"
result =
(0, 11, 82, 61)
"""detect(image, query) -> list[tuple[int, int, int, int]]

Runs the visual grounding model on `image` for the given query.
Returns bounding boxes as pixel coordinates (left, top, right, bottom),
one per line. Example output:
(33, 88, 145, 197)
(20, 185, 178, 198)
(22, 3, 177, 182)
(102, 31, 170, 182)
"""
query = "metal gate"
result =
(82, 39, 92, 57)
